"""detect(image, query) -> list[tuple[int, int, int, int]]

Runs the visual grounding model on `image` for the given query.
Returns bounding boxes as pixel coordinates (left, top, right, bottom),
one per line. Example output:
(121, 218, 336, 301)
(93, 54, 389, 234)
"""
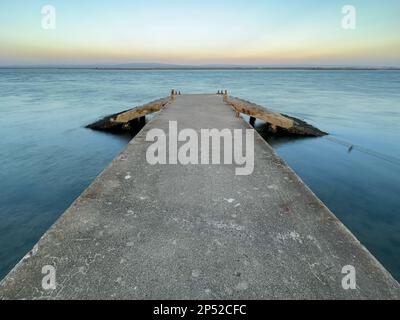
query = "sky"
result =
(0, 0, 399, 66)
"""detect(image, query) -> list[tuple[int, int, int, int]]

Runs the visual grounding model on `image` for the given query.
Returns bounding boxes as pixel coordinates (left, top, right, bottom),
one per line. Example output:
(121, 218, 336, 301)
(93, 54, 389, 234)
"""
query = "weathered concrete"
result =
(1, 94, 399, 300)
(225, 96, 327, 136)
(87, 97, 171, 133)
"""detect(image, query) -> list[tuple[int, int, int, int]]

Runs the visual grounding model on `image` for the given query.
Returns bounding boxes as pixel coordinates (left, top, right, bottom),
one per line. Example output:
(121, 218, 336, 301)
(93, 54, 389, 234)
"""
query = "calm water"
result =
(0, 69, 399, 281)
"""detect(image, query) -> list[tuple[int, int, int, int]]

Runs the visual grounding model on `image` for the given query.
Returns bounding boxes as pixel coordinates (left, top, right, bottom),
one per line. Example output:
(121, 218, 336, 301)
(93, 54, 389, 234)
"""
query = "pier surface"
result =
(1, 94, 399, 299)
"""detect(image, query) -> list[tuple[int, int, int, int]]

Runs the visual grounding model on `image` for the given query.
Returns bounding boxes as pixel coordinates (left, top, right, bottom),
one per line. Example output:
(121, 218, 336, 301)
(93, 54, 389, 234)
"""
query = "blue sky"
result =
(0, 0, 399, 66)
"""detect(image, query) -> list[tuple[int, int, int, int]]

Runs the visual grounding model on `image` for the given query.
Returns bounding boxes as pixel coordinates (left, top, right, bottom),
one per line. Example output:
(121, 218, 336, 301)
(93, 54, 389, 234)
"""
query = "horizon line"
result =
(1, 63, 400, 71)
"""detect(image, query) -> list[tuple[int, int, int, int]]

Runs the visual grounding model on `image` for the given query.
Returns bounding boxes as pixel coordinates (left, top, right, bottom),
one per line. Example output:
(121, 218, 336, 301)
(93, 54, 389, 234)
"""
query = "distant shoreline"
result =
(1, 67, 400, 71)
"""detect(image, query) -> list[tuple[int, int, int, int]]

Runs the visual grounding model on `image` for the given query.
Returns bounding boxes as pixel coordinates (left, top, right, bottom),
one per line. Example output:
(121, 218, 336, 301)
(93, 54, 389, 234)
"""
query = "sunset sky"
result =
(1, 0, 399, 66)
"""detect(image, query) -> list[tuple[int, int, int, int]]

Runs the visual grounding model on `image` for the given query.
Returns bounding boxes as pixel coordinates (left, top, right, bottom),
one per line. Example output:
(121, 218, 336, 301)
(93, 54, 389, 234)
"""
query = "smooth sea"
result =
(0, 69, 399, 281)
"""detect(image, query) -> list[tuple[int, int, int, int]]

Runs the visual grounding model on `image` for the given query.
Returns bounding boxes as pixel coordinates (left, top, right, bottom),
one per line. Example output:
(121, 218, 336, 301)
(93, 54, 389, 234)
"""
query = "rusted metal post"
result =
(171, 89, 177, 100)
(223, 90, 228, 101)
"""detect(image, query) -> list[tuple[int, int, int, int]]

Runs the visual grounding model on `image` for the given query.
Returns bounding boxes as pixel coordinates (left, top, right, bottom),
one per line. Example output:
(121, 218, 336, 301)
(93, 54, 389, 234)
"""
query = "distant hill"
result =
(1, 62, 399, 70)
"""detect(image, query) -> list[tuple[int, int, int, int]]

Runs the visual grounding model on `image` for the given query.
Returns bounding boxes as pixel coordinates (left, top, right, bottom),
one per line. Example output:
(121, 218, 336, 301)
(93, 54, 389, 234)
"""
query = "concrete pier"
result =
(1, 94, 399, 299)
(86, 97, 171, 133)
